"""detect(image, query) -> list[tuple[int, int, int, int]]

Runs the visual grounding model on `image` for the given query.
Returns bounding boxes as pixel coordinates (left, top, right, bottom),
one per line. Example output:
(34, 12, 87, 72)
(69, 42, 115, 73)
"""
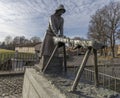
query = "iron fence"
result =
(82, 68, 120, 93)
(66, 52, 120, 93)
(0, 52, 39, 75)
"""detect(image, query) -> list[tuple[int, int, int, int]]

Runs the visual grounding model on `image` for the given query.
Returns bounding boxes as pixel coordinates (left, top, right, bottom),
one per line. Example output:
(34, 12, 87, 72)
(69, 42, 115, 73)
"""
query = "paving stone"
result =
(0, 75, 23, 98)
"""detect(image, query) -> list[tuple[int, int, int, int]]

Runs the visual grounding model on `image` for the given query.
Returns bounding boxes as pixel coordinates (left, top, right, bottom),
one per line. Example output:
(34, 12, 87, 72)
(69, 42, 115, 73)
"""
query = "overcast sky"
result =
(0, 0, 119, 42)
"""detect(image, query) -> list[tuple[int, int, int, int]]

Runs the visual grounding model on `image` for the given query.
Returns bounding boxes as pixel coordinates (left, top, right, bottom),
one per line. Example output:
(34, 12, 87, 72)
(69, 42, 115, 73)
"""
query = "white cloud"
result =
(0, 0, 119, 42)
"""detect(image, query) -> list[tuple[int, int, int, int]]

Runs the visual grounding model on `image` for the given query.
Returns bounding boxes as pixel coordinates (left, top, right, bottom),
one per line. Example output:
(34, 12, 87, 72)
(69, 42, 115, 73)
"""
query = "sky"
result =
(0, 0, 120, 42)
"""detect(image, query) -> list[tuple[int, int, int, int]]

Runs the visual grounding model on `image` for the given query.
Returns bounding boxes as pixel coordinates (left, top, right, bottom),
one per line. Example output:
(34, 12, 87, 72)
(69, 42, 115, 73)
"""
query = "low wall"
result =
(22, 68, 66, 98)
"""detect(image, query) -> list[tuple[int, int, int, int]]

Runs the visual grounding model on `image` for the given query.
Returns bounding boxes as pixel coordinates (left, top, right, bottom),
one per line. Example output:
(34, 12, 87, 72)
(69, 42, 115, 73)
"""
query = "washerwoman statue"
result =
(40, 4, 66, 71)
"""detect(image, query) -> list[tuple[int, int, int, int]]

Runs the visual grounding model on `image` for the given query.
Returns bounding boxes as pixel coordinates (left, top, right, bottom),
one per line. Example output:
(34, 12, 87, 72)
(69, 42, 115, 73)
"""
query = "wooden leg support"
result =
(63, 44, 67, 72)
(42, 45, 58, 73)
(71, 48, 92, 91)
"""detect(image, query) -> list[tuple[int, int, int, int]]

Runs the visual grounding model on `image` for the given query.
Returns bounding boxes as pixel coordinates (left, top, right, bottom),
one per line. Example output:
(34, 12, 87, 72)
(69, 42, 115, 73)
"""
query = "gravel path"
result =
(0, 75, 23, 98)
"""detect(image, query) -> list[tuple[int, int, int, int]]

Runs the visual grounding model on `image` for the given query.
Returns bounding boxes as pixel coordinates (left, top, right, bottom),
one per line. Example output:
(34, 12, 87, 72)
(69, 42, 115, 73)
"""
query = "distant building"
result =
(15, 42, 42, 54)
(104, 45, 120, 56)
(117, 45, 120, 55)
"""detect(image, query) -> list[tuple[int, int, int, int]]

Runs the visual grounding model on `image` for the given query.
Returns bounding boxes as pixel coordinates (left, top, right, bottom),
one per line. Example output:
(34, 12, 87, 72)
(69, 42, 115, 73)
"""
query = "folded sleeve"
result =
(49, 15, 57, 35)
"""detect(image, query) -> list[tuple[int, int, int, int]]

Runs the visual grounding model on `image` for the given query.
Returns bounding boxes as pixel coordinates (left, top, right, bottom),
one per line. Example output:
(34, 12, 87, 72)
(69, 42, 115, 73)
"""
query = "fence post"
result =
(0, 54, 1, 70)
(93, 49, 99, 87)
(115, 79, 117, 91)
(108, 77, 111, 89)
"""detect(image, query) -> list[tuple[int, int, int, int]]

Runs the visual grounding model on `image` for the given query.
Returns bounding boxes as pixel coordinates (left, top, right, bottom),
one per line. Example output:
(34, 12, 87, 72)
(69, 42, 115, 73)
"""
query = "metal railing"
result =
(0, 52, 39, 75)
(82, 68, 120, 93)
(66, 53, 120, 92)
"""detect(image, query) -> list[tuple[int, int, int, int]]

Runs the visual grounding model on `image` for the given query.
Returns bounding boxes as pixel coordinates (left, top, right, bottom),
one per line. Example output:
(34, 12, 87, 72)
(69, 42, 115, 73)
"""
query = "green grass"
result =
(0, 49, 15, 63)
(0, 49, 15, 53)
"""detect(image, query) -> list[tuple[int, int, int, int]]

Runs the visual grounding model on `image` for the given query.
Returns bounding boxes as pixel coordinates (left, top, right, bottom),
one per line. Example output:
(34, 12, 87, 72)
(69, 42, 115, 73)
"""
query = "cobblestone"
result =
(0, 75, 23, 98)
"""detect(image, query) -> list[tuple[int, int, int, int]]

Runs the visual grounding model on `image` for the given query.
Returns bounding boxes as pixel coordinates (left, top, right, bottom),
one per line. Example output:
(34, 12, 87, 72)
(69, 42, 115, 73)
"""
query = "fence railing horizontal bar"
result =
(0, 52, 39, 75)
(84, 68, 120, 80)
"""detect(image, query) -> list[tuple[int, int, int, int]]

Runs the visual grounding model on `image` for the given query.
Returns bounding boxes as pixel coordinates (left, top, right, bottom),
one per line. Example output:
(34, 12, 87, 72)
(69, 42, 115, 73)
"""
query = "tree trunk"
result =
(111, 32, 115, 58)
(100, 49, 103, 56)
(111, 46, 115, 57)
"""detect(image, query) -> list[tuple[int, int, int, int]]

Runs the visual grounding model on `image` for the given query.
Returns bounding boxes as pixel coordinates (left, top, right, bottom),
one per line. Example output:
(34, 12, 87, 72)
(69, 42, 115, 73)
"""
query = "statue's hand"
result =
(56, 34, 66, 38)
(59, 35, 62, 37)
(59, 34, 66, 37)
(56, 34, 60, 37)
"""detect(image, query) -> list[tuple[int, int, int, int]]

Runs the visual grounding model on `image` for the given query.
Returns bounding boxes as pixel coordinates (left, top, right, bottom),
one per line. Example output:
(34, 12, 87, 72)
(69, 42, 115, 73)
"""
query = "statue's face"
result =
(56, 10, 65, 16)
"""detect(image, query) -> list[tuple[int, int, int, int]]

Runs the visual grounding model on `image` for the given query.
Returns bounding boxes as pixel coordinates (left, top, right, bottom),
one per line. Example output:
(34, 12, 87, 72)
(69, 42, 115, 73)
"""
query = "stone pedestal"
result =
(22, 68, 66, 98)
(39, 56, 63, 74)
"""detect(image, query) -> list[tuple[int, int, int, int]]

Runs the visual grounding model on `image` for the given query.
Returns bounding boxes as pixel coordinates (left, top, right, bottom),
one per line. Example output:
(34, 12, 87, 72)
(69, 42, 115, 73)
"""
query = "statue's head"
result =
(55, 4, 66, 15)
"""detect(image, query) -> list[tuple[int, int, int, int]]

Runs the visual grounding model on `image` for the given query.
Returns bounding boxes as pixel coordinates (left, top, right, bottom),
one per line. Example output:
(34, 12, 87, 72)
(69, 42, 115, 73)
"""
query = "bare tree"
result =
(88, 9, 107, 42)
(4, 36, 12, 45)
(13, 36, 27, 45)
(13, 36, 20, 45)
(30, 36, 41, 43)
(88, 2, 120, 57)
(20, 36, 26, 44)
(88, 9, 108, 56)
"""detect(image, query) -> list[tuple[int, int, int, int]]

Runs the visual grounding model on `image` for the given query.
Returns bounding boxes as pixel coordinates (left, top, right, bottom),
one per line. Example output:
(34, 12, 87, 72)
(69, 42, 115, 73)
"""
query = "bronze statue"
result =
(40, 4, 66, 70)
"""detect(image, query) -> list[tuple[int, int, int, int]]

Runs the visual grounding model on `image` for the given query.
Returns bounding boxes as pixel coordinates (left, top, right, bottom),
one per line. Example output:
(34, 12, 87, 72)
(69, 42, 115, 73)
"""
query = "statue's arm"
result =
(49, 15, 57, 36)
(60, 18, 64, 36)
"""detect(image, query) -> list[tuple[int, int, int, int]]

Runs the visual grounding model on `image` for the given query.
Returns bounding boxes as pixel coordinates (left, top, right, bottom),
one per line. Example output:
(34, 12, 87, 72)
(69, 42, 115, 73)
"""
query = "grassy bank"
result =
(0, 49, 15, 53)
